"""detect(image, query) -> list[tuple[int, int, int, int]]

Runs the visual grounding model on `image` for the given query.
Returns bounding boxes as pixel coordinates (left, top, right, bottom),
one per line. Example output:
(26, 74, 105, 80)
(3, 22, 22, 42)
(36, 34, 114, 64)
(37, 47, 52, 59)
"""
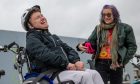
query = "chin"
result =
(106, 23, 111, 24)
(105, 22, 112, 24)
(42, 25, 49, 29)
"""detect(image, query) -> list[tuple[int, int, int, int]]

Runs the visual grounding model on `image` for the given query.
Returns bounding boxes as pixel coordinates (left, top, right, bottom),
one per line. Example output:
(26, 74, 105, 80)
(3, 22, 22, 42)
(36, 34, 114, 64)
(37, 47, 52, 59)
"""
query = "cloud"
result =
(0, 0, 140, 42)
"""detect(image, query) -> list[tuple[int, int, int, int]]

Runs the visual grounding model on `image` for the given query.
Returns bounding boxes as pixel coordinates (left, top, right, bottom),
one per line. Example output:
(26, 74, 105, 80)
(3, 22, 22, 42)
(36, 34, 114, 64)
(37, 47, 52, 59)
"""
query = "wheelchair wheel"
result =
(23, 77, 50, 84)
(23, 77, 75, 84)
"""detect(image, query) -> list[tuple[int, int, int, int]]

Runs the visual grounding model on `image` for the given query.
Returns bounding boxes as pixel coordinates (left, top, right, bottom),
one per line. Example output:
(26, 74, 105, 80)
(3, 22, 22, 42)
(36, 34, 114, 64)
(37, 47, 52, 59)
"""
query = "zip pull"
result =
(49, 36, 57, 47)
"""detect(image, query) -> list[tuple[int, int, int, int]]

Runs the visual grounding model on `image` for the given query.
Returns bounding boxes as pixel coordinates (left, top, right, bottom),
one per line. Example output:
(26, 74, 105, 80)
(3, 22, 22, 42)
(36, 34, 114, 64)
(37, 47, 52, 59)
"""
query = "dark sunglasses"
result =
(102, 13, 112, 18)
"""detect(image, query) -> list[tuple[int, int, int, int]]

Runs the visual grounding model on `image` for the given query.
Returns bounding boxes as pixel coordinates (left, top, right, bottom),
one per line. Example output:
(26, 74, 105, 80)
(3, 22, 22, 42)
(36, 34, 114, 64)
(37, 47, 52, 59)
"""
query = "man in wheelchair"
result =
(21, 5, 104, 84)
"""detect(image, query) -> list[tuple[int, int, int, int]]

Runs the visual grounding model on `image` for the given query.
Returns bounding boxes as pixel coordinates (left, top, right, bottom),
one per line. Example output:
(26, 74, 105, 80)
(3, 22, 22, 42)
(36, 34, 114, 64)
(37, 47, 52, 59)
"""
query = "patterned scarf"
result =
(98, 23, 118, 65)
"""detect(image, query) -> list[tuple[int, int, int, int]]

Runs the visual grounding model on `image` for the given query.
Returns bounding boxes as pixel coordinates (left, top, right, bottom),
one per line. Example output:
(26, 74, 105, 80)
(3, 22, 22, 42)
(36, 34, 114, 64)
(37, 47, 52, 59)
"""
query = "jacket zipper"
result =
(50, 36, 69, 62)
(60, 47, 69, 62)
(50, 36, 57, 47)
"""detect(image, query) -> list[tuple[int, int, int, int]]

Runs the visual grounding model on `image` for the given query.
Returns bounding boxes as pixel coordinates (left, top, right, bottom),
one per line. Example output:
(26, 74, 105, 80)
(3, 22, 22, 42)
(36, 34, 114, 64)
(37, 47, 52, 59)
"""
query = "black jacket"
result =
(26, 29, 80, 71)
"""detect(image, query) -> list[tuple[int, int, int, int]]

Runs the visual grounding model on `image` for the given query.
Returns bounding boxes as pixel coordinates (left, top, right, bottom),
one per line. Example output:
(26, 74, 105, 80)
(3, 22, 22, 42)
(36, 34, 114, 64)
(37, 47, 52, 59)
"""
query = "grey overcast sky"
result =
(0, 0, 140, 53)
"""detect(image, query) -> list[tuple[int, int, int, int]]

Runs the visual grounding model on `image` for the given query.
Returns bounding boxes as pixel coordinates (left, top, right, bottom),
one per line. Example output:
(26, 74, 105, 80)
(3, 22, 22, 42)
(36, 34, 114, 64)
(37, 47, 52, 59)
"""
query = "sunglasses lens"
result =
(103, 13, 112, 17)
(107, 13, 111, 17)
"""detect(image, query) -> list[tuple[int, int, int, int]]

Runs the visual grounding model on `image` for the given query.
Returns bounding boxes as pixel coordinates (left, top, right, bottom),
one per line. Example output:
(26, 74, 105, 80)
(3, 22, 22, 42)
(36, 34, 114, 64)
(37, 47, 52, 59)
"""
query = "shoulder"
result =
(90, 25, 99, 33)
(118, 23, 132, 29)
(118, 23, 133, 32)
(26, 30, 42, 41)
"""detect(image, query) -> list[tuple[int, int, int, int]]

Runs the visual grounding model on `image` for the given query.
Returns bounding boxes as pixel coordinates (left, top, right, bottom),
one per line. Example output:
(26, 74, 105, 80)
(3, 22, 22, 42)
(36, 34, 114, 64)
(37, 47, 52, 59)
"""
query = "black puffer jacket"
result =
(26, 29, 80, 71)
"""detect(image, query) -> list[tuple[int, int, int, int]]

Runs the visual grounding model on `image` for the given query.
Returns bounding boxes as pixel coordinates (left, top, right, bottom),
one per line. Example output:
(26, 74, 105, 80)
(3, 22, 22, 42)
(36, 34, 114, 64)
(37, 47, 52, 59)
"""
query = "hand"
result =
(110, 62, 122, 70)
(78, 43, 87, 52)
(75, 61, 84, 71)
(67, 63, 76, 70)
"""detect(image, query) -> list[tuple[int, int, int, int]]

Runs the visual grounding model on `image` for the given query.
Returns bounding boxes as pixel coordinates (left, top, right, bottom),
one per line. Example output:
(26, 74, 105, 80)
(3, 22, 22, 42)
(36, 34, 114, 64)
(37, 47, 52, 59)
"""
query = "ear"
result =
(28, 23, 34, 29)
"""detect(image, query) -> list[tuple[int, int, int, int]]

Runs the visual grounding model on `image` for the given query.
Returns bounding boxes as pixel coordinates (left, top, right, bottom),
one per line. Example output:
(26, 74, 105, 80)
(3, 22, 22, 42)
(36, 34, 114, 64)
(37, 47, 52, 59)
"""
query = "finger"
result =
(71, 67, 76, 70)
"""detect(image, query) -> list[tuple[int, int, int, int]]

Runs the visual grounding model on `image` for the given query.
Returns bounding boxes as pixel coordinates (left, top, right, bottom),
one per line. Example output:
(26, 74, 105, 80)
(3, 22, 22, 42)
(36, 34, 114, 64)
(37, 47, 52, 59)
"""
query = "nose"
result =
(41, 15, 45, 19)
(41, 16, 47, 21)
(103, 13, 112, 18)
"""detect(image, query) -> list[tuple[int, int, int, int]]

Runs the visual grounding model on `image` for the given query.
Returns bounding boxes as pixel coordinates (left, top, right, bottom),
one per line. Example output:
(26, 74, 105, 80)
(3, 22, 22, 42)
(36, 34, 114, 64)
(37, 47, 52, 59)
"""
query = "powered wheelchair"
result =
(0, 42, 74, 84)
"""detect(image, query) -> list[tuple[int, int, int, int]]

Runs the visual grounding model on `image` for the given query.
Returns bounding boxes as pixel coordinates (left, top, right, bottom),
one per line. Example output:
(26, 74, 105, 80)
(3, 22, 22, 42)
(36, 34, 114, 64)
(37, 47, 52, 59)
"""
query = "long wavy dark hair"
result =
(100, 5, 121, 24)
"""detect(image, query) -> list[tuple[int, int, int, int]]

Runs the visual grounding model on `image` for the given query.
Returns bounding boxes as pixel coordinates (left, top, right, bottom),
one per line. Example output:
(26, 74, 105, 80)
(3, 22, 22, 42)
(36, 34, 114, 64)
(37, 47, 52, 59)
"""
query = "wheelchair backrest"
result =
(23, 49, 32, 73)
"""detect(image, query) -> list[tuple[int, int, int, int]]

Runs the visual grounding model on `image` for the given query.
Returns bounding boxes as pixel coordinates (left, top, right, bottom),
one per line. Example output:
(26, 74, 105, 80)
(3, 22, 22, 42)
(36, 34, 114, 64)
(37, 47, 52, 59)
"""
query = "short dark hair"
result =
(100, 5, 120, 23)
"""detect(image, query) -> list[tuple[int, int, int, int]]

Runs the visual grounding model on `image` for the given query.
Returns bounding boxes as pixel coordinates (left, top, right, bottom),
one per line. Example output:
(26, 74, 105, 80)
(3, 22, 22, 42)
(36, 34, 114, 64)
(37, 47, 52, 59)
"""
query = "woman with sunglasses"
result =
(76, 5, 137, 84)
